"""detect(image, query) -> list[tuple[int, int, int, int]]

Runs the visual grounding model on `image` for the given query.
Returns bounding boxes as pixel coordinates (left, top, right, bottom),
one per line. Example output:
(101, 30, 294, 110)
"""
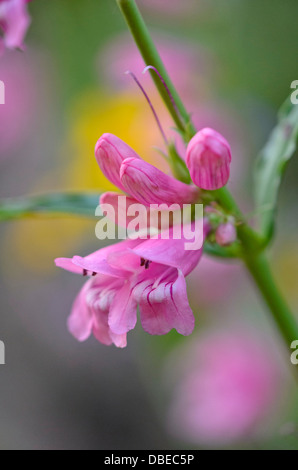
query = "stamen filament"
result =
(125, 70, 168, 146)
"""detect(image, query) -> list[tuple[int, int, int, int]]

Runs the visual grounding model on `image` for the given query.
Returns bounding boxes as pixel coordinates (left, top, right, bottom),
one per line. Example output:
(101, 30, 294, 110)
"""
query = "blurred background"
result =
(0, 0, 297, 449)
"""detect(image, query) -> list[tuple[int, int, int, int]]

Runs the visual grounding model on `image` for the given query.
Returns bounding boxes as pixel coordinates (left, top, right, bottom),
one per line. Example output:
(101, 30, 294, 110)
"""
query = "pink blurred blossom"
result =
(167, 330, 281, 445)
(0, 51, 40, 159)
(0, 0, 31, 52)
(98, 33, 212, 101)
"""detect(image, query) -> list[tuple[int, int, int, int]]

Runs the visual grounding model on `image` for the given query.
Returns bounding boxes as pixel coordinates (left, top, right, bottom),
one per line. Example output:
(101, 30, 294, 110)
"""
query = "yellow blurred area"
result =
(3, 217, 96, 276)
(274, 241, 298, 311)
(4, 88, 171, 274)
(64, 89, 169, 192)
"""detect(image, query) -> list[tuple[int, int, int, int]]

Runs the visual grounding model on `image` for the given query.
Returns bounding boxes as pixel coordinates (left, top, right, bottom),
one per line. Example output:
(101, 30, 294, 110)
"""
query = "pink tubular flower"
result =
(120, 157, 199, 206)
(186, 128, 232, 190)
(167, 330, 281, 445)
(216, 222, 237, 246)
(0, 0, 31, 52)
(95, 133, 199, 206)
(55, 229, 204, 347)
(95, 133, 140, 192)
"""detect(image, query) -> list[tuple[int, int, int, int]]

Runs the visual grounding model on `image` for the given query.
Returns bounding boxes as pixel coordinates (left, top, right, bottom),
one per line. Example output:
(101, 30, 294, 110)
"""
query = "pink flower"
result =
(95, 133, 140, 192)
(216, 222, 237, 246)
(186, 128, 232, 190)
(55, 230, 203, 347)
(0, 0, 31, 52)
(167, 330, 281, 445)
(0, 51, 43, 159)
(95, 133, 199, 206)
(120, 157, 199, 206)
(56, 133, 207, 346)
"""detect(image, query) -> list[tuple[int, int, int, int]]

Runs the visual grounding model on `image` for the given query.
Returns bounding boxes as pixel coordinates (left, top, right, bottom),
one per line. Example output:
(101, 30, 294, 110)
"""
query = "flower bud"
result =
(186, 128, 231, 190)
(120, 157, 199, 206)
(216, 222, 237, 246)
(95, 133, 139, 191)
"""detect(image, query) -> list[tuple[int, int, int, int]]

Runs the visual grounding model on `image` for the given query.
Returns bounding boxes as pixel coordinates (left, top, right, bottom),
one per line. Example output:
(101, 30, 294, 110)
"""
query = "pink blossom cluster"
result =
(56, 129, 233, 347)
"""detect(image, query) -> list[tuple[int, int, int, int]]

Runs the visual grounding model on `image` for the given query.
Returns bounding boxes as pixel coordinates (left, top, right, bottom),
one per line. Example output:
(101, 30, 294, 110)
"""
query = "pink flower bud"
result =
(216, 222, 237, 246)
(186, 128, 231, 190)
(120, 157, 199, 206)
(95, 133, 139, 192)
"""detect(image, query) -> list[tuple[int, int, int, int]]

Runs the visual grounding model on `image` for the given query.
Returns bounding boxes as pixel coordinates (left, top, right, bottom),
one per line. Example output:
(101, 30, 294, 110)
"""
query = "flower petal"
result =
(67, 280, 93, 342)
(92, 307, 127, 348)
(138, 270, 195, 336)
(95, 133, 140, 192)
(55, 238, 142, 278)
(55, 257, 86, 275)
(120, 157, 199, 206)
(131, 224, 204, 276)
(108, 281, 138, 335)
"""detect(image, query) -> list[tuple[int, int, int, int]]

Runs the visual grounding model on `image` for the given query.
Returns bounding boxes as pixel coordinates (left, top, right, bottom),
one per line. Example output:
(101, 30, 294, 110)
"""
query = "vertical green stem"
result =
(116, 0, 196, 137)
(245, 253, 298, 350)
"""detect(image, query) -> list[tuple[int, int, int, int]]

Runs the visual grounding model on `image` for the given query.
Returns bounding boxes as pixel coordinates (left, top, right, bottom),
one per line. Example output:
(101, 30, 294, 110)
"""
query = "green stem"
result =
(116, 0, 196, 138)
(214, 187, 266, 251)
(116, 0, 298, 361)
(245, 253, 298, 349)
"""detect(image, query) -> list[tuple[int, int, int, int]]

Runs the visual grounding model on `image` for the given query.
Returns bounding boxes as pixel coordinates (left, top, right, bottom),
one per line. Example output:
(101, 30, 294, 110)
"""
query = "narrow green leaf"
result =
(0, 193, 101, 221)
(168, 142, 191, 184)
(254, 97, 298, 240)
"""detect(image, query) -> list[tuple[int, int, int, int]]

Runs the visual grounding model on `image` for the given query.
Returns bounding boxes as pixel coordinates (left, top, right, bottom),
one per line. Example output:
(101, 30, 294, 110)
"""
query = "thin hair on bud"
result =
(143, 65, 180, 118)
(125, 70, 168, 146)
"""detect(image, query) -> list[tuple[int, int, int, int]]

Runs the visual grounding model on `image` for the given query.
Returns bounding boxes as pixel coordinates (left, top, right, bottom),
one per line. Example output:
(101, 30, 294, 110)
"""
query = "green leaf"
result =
(0, 193, 101, 221)
(168, 141, 191, 184)
(254, 97, 298, 240)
